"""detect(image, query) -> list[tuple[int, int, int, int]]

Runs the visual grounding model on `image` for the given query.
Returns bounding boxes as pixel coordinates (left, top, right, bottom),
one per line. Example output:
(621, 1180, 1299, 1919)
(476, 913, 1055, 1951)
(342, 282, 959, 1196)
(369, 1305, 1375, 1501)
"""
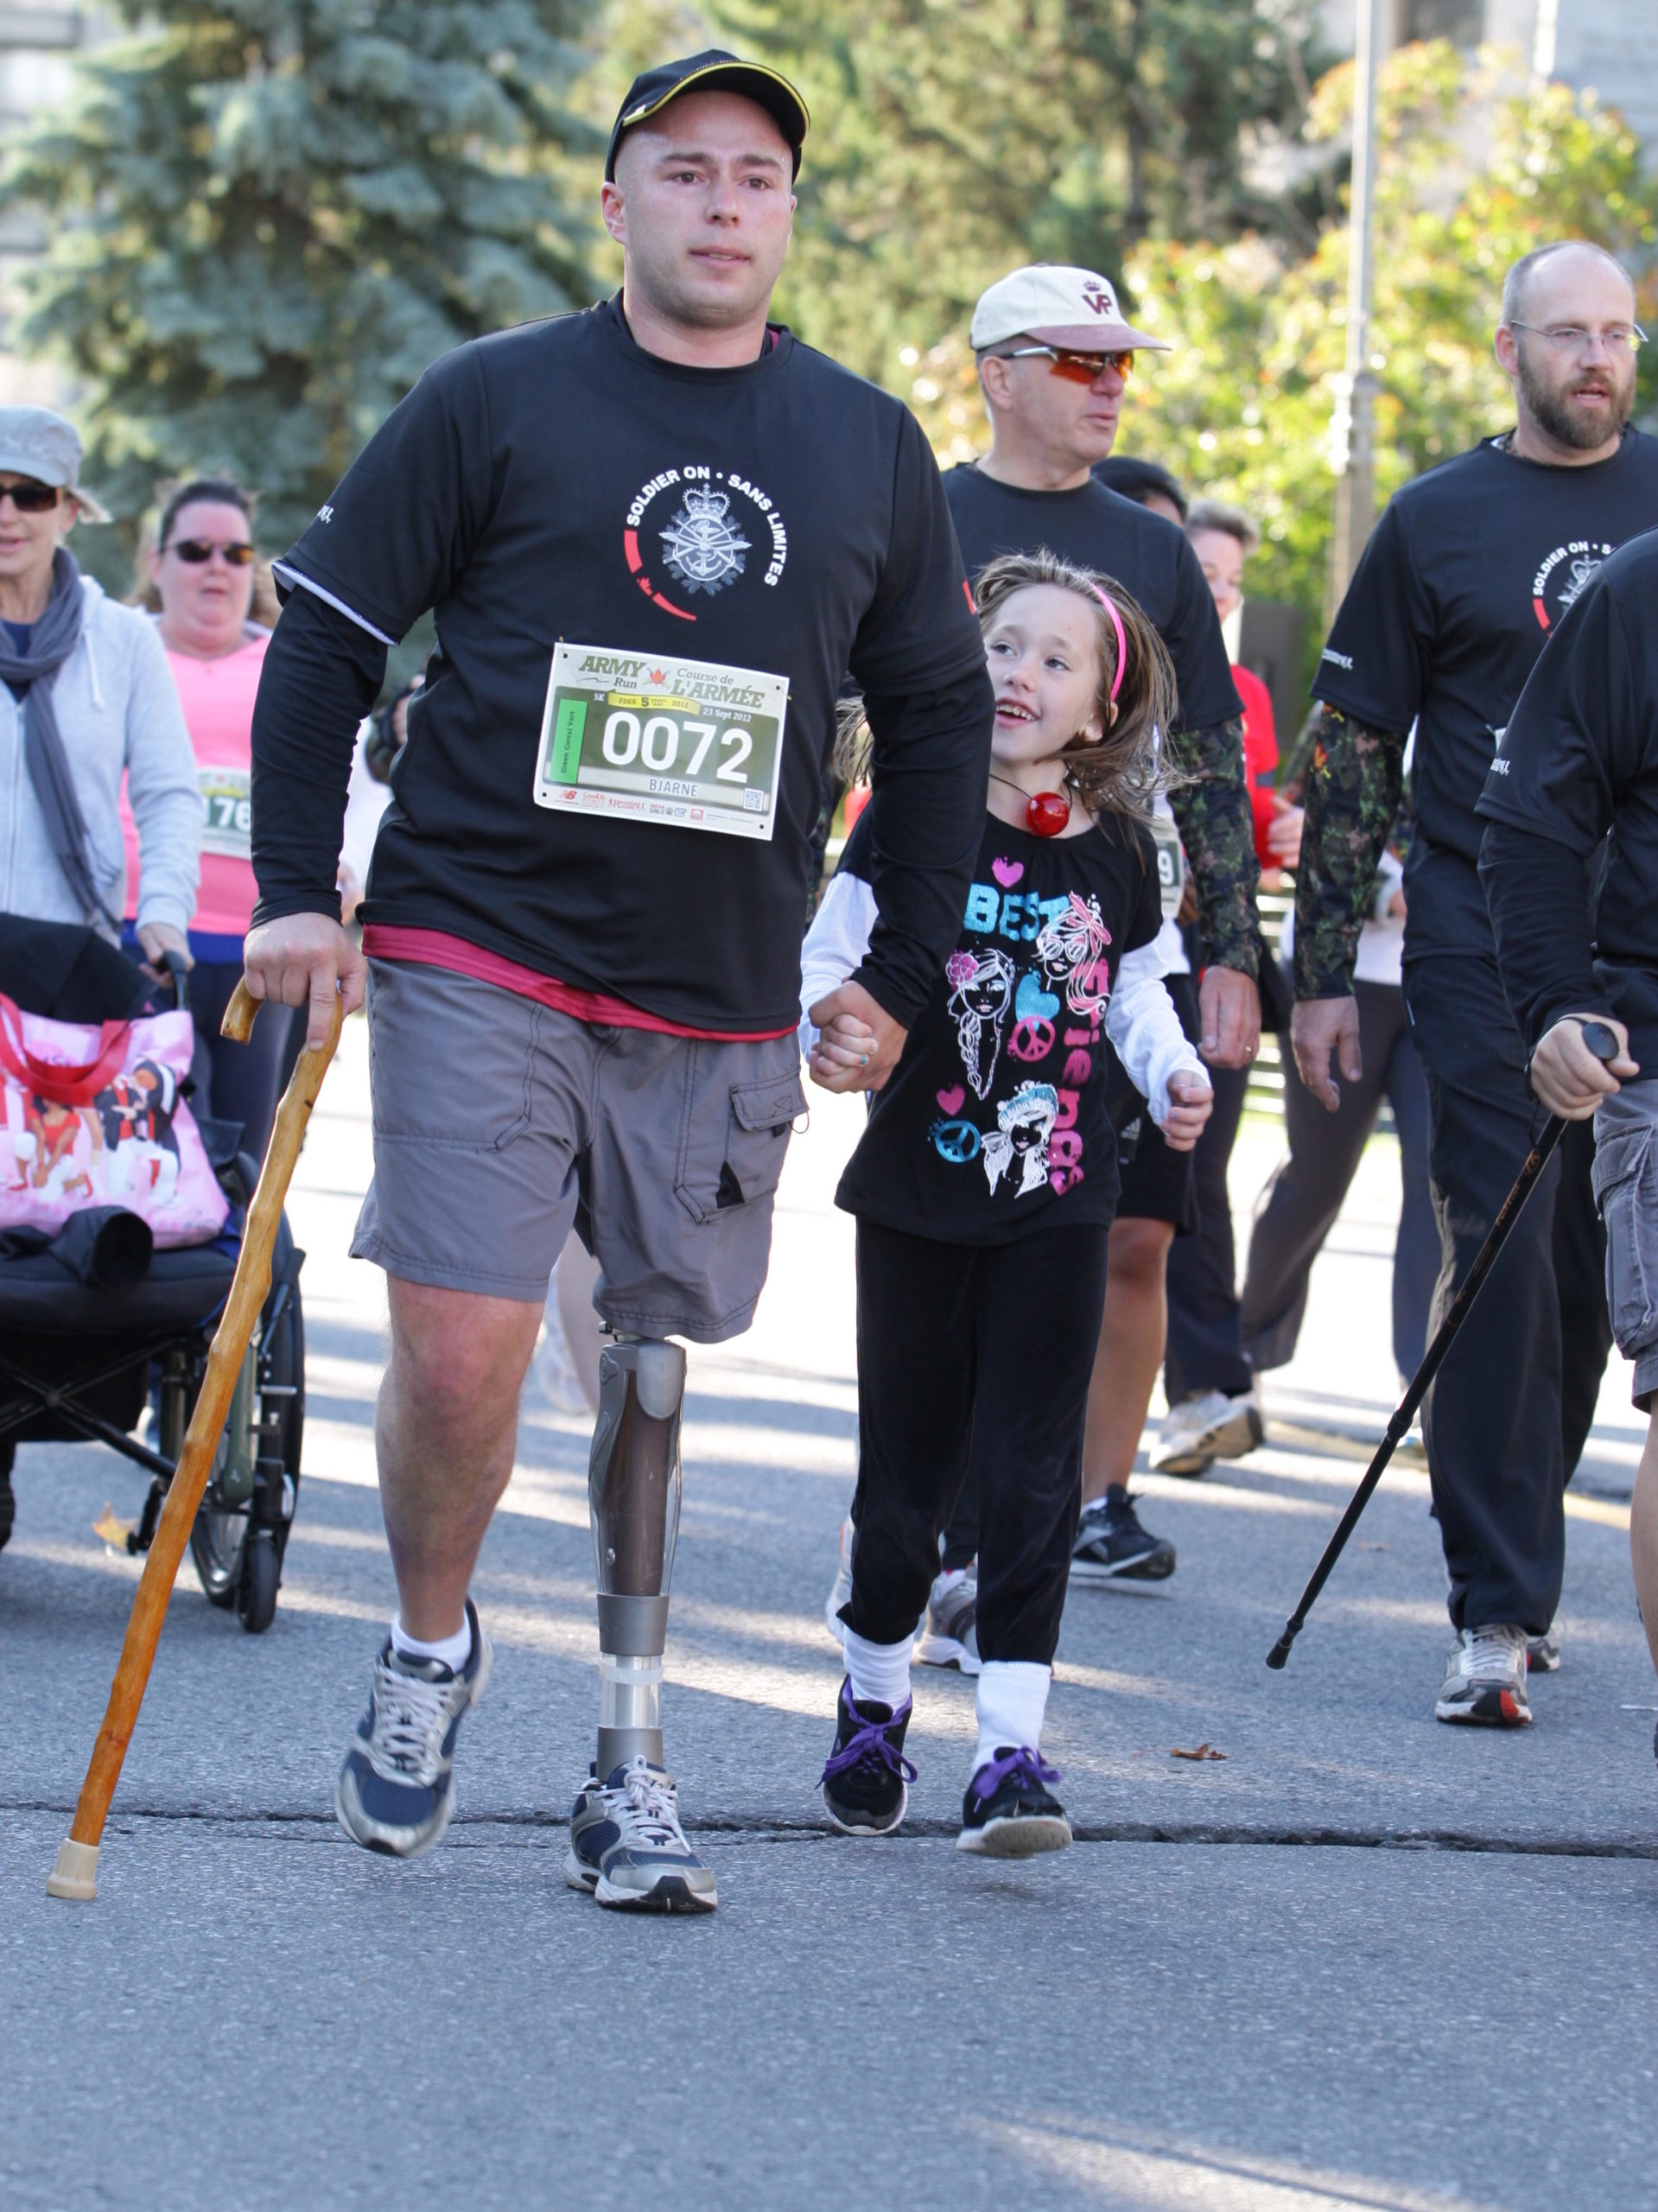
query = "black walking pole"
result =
(1265, 1020, 1618, 1671)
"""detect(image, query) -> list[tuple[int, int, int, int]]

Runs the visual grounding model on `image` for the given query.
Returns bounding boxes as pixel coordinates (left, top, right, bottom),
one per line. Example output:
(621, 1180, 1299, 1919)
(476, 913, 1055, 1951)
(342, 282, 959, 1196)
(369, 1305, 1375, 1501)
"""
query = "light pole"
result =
(1324, 0, 1384, 627)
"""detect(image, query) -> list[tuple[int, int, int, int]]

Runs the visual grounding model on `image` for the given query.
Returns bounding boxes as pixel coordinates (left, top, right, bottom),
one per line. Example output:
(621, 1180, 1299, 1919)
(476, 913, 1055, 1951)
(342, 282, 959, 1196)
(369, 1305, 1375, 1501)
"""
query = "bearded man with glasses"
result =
(1292, 238, 1658, 1732)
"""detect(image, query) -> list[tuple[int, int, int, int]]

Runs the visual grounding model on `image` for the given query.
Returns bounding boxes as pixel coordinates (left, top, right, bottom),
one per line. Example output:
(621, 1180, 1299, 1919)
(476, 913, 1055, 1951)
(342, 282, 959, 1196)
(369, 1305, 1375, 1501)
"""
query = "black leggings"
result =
(845, 1217, 1109, 1668)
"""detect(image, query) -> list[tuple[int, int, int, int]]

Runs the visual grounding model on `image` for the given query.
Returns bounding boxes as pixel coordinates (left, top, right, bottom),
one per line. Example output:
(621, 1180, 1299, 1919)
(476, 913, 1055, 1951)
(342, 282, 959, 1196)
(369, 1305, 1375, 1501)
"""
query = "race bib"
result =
(1150, 806, 1186, 920)
(198, 766, 251, 861)
(533, 643, 789, 842)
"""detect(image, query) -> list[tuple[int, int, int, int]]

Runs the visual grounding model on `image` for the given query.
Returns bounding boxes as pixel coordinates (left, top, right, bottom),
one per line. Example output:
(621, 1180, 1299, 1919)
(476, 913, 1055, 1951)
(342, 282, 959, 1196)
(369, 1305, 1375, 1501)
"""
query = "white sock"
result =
(973, 1660, 1051, 1774)
(391, 1611, 473, 1672)
(843, 1626, 913, 1713)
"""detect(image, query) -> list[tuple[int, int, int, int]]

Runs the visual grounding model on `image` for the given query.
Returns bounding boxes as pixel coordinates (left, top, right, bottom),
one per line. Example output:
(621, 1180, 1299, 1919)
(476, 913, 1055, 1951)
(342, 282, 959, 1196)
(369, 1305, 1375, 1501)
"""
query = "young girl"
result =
(801, 551, 1214, 1856)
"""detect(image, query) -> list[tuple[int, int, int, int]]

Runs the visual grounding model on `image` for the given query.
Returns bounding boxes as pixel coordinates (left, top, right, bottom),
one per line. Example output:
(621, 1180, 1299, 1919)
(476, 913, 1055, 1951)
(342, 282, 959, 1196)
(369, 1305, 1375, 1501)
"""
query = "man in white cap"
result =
(844, 265, 1261, 1658)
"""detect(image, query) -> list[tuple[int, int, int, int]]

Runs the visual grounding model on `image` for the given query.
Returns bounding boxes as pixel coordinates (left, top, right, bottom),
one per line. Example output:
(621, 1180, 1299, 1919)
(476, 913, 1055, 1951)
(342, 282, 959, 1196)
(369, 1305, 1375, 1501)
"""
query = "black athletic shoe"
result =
(957, 1745, 1072, 1858)
(820, 1677, 916, 1835)
(1069, 1488, 1175, 1585)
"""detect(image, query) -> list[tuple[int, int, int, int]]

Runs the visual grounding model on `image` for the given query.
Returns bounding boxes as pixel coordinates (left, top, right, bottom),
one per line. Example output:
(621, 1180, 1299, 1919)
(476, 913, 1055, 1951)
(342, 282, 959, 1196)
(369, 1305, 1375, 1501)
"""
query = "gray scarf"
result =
(0, 546, 105, 928)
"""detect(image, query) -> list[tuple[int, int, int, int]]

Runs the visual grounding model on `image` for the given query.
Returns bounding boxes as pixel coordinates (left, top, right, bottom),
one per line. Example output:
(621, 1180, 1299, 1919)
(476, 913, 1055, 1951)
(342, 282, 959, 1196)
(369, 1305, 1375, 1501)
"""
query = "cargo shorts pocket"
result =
(1592, 1120, 1658, 1351)
(675, 1054, 807, 1226)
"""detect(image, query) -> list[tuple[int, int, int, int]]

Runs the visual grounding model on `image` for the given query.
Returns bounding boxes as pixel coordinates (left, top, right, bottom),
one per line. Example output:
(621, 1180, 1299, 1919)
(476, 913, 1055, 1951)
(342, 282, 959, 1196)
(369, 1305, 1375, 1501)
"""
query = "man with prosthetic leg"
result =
(245, 51, 992, 1911)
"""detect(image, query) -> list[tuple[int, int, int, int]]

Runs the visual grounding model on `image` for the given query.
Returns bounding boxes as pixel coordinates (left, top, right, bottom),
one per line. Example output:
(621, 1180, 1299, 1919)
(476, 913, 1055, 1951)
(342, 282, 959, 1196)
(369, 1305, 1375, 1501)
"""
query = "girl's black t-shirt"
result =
(835, 808, 1163, 1243)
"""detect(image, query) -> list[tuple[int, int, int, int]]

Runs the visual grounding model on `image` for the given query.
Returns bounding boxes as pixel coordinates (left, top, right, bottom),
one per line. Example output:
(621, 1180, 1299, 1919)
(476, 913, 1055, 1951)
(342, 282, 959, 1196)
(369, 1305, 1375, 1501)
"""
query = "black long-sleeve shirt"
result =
(251, 298, 993, 1035)
(1478, 531, 1658, 1065)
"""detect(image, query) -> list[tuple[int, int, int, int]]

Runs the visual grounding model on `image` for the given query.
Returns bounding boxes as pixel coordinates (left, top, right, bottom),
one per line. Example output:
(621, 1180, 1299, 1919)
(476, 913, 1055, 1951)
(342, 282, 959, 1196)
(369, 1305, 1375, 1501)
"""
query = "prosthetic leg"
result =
(588, 1337, 684, 1774)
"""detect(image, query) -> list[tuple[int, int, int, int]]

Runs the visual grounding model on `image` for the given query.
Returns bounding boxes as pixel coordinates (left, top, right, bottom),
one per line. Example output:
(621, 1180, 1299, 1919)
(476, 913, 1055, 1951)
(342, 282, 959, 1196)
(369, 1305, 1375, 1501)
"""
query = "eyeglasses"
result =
(166, 537, 257, 566)
(0, 480, 63, 513)
(1509, 321, 1646, 355)
(1001, 344, 1134, 385)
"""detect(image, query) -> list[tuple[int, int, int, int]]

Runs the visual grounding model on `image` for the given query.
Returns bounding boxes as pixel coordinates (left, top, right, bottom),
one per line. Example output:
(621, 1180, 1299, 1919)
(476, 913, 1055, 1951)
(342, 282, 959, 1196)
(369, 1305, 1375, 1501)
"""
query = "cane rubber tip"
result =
(47, 1837, 99, 1900)
(1265, 1637, 1293, 1671)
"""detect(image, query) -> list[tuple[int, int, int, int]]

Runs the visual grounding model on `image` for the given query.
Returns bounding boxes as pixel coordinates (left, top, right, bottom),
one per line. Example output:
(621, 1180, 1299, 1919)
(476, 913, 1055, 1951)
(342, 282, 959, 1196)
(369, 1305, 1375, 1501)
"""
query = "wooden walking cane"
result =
(47, 982, 343, 1901)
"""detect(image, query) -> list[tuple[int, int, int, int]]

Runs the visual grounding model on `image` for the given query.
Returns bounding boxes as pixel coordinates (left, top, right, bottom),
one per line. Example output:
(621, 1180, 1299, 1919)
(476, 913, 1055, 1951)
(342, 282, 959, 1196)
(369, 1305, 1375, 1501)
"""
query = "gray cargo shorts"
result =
(1592, 1078, 1658, 1410)
(351, 960, 807, 1342)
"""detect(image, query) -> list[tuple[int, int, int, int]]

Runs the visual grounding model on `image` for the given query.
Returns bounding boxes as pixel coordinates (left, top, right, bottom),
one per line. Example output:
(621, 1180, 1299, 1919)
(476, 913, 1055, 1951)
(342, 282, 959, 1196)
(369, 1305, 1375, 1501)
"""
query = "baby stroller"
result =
(0, 917, 305, 1632)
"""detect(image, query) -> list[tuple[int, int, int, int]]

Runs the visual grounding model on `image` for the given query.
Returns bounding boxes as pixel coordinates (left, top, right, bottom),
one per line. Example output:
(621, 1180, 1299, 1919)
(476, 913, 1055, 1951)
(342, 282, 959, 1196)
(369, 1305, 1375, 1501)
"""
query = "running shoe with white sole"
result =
(1527, 1621, 1561, 1673)
(823, 1514, 854, 1646)
(957, 1745, 1071, 1857)
(820, 1678, 917, 1835)
(1434, 1623, 1532, 1726)
(1069, 1487, 1176, 1584)
(913, 1564, 981, 1675)
(565, 1755, 718, 1913)
(1153, 1387, 1263, 1477)
(335, 1599, 492, 1857)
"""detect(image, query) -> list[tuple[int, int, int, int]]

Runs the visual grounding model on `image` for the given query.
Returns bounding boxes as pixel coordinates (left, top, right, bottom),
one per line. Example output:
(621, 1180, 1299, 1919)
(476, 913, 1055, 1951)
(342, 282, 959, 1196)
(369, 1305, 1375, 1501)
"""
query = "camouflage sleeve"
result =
(1293, 707, 1407, 1000)
(1166, 712, 1260, 978)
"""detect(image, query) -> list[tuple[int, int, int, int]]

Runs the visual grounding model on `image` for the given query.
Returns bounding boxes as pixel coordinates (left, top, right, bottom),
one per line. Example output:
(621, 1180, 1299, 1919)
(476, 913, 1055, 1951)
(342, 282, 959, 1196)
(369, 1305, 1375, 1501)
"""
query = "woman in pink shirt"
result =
(128, 479, 291, 1156)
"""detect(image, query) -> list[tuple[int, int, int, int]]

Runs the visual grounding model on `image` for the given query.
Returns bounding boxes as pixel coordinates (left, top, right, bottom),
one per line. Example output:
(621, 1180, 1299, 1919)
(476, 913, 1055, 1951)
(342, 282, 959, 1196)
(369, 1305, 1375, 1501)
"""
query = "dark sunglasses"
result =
(166, 537, 257, 566)
(1002, 343, 1134, 385)
(0, 480, 64, 512)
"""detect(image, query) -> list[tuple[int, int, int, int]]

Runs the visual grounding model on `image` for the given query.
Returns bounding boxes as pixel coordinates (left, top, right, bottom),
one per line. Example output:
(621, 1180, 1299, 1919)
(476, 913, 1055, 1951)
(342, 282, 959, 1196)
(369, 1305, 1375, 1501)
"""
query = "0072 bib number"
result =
(533, 642, 789, 842)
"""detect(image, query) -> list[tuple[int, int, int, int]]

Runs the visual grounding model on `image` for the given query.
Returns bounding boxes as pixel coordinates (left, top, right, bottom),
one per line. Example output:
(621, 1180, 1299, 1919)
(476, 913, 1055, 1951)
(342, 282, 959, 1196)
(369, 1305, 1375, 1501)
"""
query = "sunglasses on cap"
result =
(166, 537, 257, 565)
(0, 479, 65, 512)
(1001, 344, 1134, 385)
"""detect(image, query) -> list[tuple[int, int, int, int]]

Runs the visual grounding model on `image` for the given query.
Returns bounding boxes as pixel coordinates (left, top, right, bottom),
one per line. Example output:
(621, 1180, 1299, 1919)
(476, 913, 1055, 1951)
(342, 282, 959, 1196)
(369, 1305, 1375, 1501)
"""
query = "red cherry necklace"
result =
(991, 772, 1071, 837)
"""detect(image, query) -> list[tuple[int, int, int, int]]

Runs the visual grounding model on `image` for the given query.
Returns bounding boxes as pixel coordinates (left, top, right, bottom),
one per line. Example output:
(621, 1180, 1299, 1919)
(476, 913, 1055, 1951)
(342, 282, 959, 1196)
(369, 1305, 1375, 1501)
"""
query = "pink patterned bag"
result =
(0, 993, 230, 1248)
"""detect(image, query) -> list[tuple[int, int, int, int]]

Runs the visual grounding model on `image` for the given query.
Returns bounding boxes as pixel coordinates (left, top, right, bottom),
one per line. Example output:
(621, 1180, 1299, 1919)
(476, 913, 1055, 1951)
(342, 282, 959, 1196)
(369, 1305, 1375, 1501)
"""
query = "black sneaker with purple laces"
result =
(957, 1745, 1071, 1858)
(820, 1677, 917, 1835)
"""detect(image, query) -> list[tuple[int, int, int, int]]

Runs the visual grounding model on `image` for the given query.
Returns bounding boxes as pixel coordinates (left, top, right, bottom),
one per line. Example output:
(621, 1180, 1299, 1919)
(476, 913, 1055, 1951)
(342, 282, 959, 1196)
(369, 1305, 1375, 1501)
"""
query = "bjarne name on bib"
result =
(533, 643, 789, 842)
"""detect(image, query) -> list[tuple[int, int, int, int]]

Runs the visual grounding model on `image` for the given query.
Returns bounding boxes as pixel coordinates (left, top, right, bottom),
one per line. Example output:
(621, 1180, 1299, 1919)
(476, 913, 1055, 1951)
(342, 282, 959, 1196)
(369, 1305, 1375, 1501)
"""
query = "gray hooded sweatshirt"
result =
(0, 574, 199, 937)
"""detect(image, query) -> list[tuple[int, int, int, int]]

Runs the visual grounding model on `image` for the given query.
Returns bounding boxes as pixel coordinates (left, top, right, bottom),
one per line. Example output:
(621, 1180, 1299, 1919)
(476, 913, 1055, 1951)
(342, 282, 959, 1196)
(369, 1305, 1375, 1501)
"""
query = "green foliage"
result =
(701, 0, 1331, 381)
(1, 0, 601, 595)
(901, 42, 1658, 639)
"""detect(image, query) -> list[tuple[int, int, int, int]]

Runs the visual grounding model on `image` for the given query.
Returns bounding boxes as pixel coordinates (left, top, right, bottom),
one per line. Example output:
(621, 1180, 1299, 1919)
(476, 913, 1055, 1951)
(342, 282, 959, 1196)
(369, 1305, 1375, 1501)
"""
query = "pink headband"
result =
(1092, 584, 1128, 702)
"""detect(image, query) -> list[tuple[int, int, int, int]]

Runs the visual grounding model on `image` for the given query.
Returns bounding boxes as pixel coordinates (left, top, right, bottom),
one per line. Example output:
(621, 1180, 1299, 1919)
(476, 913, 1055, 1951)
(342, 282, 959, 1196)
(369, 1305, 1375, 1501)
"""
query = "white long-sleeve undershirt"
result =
(799, 870, 1208, 1127)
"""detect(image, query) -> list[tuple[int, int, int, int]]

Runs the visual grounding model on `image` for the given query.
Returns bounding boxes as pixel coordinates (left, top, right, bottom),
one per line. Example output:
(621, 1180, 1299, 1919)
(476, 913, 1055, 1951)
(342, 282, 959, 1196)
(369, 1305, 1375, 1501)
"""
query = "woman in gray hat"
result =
(0, 405, 198, 968)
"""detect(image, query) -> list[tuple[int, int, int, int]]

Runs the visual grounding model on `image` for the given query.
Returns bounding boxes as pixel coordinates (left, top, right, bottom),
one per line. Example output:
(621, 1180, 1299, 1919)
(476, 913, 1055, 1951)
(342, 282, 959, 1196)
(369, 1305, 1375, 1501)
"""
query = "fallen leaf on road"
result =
(1170, 1743, 1226, 1761)
(92, 1504, 133, 1549)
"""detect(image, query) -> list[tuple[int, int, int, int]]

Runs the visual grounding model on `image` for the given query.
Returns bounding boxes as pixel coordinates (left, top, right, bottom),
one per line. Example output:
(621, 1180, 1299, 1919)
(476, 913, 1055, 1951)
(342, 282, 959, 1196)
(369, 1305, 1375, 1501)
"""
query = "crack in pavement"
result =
(5, 1800, 1657, 1859)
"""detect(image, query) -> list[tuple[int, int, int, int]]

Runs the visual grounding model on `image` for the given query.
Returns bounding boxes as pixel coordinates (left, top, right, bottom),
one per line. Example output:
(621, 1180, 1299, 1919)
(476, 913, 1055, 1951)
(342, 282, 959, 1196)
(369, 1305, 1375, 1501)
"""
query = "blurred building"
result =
(1320, 0, 1658, 155)
(0, 4, 105, 403)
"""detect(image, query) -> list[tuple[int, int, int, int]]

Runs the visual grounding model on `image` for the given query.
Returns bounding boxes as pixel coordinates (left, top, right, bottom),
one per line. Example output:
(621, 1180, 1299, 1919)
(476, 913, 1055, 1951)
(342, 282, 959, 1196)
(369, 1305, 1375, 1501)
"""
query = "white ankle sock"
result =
(391, 1611, 473, 1671)
(843, 1626, 913, 1713)
(973, 1660, 1051, 1774)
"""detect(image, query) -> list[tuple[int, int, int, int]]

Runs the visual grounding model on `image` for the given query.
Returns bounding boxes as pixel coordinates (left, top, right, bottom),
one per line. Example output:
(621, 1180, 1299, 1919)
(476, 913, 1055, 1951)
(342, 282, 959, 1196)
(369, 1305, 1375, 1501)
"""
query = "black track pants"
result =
(1404, 952, 1594, 1634)
(845, 1217, 1109, 1667)
(1242, 978, 1437, 1382)
(1163, 1062, 1252, 1404)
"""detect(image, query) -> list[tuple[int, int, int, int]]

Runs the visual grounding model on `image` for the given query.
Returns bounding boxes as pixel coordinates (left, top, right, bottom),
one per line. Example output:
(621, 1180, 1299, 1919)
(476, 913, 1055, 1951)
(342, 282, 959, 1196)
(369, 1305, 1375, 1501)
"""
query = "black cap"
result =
(606, 49, 810, 181)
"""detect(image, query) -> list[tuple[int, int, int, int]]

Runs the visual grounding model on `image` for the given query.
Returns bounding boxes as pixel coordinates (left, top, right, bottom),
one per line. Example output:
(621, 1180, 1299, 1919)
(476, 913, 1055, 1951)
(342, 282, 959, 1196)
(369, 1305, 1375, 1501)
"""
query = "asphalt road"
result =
(4, 1017, 1653, 2211)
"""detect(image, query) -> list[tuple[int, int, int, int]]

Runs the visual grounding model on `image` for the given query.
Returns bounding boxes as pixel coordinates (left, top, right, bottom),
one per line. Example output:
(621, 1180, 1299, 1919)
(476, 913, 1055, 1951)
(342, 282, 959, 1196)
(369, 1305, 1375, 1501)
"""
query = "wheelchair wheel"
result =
(238, 1529, 279, 1633)
(189, 1254, 304, 1618)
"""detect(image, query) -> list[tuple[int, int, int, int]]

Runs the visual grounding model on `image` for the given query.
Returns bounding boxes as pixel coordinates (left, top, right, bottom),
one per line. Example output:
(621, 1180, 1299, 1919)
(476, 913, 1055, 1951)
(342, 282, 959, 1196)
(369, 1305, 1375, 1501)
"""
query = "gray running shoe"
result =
(335, 1601, 492, 1857)
(823, 1514, 854, 1646)
(1527, 1621, 1561, 1673)
(1434, 1624, 1532, 1726)
(914, 1565, 981, 1675)
(565, 1756, 718, 1914)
